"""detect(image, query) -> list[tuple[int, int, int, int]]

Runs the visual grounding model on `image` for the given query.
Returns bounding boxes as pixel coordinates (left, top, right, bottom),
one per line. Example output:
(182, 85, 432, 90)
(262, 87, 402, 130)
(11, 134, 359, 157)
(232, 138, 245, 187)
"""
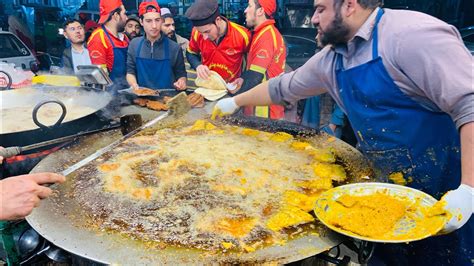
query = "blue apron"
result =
(302, 96, 321, 129)
(103, 25, 128, 91)
(135, 36, 173, 90)
(335, 8, 472, 265)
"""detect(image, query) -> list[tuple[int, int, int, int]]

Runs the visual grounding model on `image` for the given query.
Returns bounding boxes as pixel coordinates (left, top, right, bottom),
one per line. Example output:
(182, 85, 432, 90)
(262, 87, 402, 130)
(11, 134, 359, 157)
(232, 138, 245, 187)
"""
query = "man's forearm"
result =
(234, 81, 273, 107)
(460, 122, 474, 187)
(186, 51, 201, 70)
(126, 73, 138, 88)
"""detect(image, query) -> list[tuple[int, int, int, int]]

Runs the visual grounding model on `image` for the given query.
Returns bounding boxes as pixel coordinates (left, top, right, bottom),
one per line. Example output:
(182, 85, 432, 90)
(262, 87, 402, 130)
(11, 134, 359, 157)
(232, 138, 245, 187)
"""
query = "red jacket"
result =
(87, 27, 129, 72)
(188, 19, 250, 82)
(244, 20, 287, 119)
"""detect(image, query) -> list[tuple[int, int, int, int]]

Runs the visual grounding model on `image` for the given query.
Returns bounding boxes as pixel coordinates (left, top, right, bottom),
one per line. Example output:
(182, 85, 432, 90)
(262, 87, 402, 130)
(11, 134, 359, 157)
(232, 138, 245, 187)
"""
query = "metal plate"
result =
(314, 183, 447, 243)
(27, 105, 374, 264)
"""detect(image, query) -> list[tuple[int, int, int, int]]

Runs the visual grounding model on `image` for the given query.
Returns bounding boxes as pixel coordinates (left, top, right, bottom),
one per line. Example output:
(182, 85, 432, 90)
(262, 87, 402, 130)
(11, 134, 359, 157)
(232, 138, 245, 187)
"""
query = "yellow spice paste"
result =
(321, 192, 448, 241)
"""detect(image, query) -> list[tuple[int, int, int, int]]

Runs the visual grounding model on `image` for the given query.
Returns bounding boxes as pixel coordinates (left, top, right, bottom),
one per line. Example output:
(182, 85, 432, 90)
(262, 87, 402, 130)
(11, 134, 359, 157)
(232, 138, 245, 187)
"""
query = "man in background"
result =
(160, 8, 189, 57)
(126, 1, 186, 91)
(124, 15, 141, 40)
(87, 0, 129, 88)
(228, 0, 286, 119)
(62, 19, 92, 74)
(185, 0, 250, 83)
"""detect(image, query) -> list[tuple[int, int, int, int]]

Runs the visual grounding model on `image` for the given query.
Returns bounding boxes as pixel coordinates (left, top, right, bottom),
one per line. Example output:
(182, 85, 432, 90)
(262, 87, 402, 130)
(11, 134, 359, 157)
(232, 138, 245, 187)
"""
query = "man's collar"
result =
(351, 7, 380, 42)
(145, 34, 164, 44)
(103, 24, 126, 41)
(253, 19, 275, 32)
(215, 17, 229, 44)
(71, 44, 86, 53)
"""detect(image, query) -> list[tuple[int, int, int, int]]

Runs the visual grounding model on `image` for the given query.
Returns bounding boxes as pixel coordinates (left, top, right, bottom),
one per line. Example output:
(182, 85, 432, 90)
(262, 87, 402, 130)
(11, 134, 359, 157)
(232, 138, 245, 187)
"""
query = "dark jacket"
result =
(61, 47, 74, 74)
(126, 35, 186, 82)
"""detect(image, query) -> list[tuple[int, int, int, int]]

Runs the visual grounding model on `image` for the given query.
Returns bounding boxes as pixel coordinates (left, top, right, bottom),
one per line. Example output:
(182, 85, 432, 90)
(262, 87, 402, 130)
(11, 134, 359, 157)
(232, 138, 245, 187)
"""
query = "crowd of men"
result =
(58, 0, 288, 120)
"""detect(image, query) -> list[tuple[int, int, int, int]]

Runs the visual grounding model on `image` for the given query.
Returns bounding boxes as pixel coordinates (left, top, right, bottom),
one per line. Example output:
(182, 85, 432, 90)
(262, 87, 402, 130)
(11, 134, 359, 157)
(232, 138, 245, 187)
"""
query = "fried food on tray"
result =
(133, 98, 149, 107)
(318, 190, 448, 241)
(187, 92, 205, 108)
(132, 86, 158, 96)
(146, 100, 168, 111)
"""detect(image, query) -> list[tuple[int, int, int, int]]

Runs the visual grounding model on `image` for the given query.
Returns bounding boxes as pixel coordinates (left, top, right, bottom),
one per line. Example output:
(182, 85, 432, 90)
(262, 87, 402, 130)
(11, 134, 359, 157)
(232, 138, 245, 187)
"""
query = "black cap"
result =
(127, 14, 140, 23)
(185, 0, 220, 27)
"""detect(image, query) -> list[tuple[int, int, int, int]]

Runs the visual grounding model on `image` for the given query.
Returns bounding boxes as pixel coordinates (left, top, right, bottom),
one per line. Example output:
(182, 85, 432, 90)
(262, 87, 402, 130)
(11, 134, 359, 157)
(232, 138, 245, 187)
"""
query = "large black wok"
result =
(0, 86, 113, 147)
(28, 105, 374, 264)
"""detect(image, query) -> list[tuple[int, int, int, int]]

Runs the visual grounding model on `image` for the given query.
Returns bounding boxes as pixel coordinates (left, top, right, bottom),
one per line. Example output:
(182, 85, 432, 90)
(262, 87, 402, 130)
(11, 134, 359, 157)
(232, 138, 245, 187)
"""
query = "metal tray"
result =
(314, 182, 447, 243)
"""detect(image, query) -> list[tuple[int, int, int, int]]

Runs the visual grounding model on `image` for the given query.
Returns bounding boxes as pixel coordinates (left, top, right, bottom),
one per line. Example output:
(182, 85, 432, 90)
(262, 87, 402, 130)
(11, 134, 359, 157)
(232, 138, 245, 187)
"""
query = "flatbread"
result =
(195, 71, 227, 91)
(195, 87, 228, 101)
(194, 71, 228, 101)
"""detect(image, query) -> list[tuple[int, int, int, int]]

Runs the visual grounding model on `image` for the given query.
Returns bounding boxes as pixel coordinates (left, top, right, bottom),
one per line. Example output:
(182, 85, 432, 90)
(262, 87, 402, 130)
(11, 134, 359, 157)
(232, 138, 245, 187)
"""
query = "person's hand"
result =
(196, 65, 211, 80)
(227, 78, 243, 94)
(329, 123, 337, 133)
(0, 173, 66, 220)
(130, 83, 139, 90)
(174, 78, 187, 91)
(187, 92, 205, 108)
(211, 97, 239, 120)
(438, 184, 473, 234)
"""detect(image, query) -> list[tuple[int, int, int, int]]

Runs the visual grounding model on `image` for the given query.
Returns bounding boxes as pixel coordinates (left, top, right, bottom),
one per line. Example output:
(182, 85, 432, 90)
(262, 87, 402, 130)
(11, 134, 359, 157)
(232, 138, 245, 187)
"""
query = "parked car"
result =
(0, 30, 37, 70)
(281, 28, 318, 70)
(460, 26, 474, 55)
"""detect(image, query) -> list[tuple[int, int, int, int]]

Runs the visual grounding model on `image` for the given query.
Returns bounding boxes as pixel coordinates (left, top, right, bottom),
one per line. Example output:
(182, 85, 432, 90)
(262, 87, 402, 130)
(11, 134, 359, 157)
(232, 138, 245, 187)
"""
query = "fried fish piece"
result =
(312, 162, 347, 182)
(133, 98, 149, 107)
(187, 92, 205, 108)
(283, 190, 318, 212)
(266, 205, 315, 232)
(132, 87, 158, 96)
(146, 100, 169, 111)
(98, 163, 120, 172)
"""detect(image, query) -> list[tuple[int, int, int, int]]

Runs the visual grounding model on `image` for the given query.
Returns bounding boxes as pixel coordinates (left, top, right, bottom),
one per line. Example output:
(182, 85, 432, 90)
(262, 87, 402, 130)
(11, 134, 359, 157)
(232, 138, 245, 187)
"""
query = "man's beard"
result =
(317, 11, 350, 47)
(71, 39, 85, 45)
(245, 11, 256, 28)
(117, 21, 126, 33)
(125, 31, 137, 39)
(167, 31, 176, 41)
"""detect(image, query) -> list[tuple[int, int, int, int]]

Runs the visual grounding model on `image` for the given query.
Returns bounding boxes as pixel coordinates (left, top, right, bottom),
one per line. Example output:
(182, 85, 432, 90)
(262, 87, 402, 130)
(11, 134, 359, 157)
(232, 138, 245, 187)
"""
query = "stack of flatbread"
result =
(194, 71, 228, 101)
